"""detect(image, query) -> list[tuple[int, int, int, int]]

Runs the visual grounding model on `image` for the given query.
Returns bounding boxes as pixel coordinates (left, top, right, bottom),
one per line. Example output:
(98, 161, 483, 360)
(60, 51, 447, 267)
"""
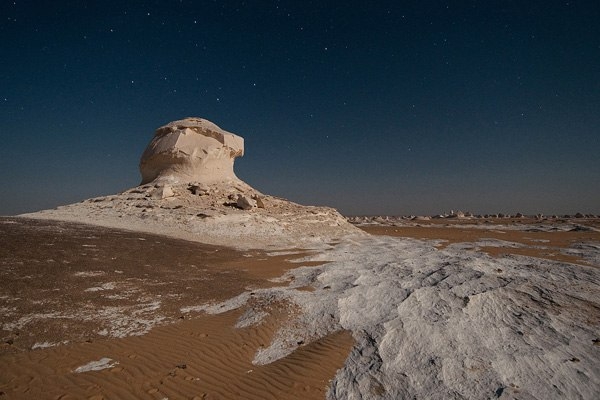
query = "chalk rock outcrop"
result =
(236, 194, 256, 210)
(24, 117, 364, 249)
(139, 118, 244, 185)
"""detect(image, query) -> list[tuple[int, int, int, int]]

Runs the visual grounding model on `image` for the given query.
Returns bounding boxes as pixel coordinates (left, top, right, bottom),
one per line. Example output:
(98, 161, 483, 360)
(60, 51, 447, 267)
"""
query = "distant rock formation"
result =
(139, 118, 244, 185)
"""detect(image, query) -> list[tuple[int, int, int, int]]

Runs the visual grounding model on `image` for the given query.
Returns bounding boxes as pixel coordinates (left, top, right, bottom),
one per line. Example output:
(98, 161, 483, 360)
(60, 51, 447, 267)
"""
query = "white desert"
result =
(1, 118, 599, 399)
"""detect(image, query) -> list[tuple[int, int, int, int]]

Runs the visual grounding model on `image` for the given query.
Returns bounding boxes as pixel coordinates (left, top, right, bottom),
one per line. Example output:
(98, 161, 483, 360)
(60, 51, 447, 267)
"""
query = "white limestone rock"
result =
(191, 234, 600, 399)
(151, 185, 174, 200)
(236, 194, 256, 210)
(188, 182, 210, 196)
(139, 117, 244, 185)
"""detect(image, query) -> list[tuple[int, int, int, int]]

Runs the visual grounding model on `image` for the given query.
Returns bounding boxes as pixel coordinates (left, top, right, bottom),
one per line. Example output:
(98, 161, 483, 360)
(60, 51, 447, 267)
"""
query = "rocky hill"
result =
(22, 118, 362, 249)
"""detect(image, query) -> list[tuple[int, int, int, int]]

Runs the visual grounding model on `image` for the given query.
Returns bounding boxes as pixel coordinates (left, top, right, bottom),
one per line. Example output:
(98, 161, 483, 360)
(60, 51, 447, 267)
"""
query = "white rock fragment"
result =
(84, 282, 116, 292)
(188, 182, 210, 195)
(31, 341, 58, 350)
(236, 194, 256, 210)
(73, 357, 118, 373)
(151, 185, 174, 199)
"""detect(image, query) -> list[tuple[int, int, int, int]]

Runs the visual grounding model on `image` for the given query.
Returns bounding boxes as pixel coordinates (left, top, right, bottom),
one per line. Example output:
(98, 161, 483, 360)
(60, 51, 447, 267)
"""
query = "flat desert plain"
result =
(362, 217, 600, 267)
(1, 216, 599, 399)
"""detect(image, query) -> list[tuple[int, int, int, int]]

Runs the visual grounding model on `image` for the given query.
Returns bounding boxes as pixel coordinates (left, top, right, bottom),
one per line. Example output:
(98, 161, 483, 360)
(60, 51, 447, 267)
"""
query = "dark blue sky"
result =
(1, 1, 599, 216)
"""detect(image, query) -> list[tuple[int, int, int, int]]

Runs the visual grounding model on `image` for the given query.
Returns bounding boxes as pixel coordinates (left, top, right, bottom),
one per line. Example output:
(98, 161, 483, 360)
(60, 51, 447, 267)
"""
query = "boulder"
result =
(188, 183, 210, 196)
(139, 118, 244, 185)
(254, 196, 266, 209)
(151, 185, 174, 200)
(236, 195, 256, 210)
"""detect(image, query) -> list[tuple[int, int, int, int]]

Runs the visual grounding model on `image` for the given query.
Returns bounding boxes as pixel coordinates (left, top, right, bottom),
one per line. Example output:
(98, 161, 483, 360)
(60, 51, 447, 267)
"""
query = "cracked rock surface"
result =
(190, 235, 600, 399)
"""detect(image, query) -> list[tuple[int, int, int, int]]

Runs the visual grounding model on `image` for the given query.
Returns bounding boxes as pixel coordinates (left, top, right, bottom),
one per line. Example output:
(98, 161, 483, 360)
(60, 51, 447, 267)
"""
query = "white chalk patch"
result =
(182, 234, 600, 399)
(31, 341, 56, 349)
(73, 271, 105, 277)
(31, 340, 68, 349)
(73, 357, 118, 373)
(84, 282, 116, 292)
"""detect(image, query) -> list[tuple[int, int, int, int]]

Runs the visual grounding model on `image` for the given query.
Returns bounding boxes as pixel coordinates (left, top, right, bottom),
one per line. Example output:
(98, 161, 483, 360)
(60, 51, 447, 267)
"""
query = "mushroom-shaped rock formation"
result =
(139, 118, 244, 185)
(23, 117, 365, 249)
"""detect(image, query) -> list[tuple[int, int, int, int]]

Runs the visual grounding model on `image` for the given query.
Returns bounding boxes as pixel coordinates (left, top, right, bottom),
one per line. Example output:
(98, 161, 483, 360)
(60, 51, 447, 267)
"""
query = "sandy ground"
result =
(0, 217, 352, 399)
(2, 216, 599, 399)
(362, 219, 600, 267)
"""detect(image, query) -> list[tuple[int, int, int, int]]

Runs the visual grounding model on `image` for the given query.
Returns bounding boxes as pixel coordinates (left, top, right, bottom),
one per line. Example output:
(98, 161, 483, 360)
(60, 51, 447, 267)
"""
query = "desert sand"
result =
(2, 118, 599, 399)
(0, 217, 353, 399)
(2, 216, 599, 399)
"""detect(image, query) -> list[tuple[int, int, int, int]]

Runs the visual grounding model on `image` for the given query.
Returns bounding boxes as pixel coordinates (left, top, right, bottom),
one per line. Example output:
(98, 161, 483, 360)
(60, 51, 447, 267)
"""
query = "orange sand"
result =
(0, 218, 353, 399)
(1, 308, 353, 399)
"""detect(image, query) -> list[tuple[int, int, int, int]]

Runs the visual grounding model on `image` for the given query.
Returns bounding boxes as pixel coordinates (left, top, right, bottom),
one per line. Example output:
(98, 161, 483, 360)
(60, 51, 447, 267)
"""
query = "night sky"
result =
(2, 1, 599, 216)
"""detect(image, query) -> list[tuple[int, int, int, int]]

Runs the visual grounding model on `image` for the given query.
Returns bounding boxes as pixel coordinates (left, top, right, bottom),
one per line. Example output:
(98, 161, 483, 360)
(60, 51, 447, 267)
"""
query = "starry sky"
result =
(1, 1, 599, 216)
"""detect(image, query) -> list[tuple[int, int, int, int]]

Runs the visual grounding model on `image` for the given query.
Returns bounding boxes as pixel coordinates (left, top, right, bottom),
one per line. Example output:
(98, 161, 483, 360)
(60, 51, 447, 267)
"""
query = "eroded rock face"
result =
(139, 118, 244, 185)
